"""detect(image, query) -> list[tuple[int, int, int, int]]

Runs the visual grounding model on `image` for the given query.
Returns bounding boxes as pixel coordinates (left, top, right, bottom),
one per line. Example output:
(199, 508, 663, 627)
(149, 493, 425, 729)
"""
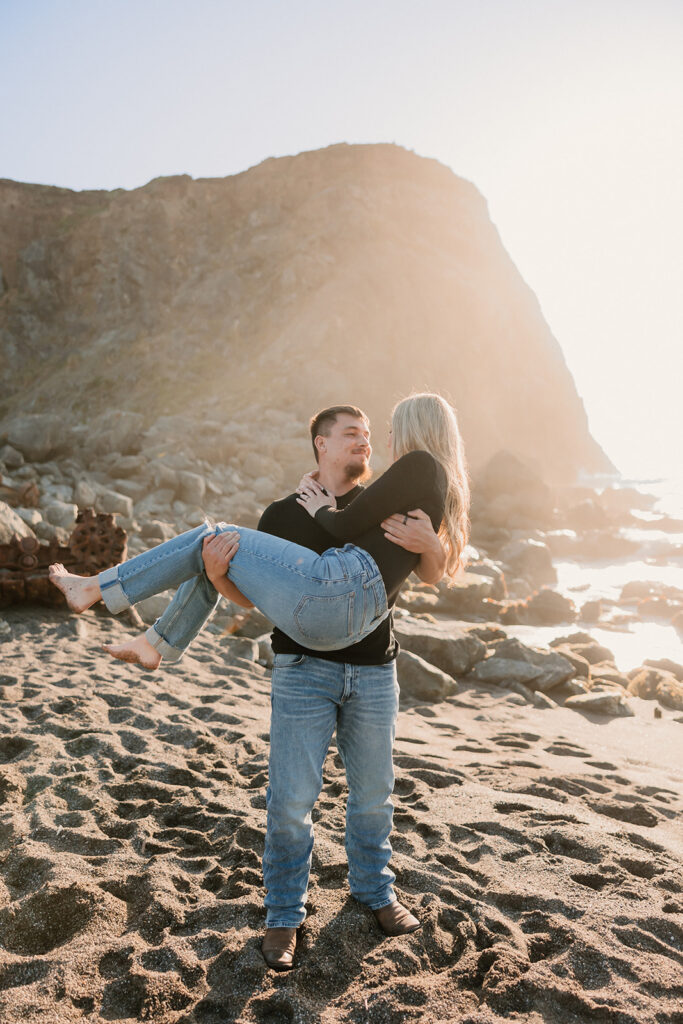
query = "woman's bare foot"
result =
(101, 634, 162, 671)
(49, 563, 102, 613)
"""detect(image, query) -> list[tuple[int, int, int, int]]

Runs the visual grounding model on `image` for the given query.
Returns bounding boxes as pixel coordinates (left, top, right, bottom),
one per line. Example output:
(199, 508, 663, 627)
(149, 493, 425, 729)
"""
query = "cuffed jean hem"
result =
(265, 919, 304, 929)
(98, 566, 131, 614)
(362, 891, 397, 912)
(145, 625, 184, 663)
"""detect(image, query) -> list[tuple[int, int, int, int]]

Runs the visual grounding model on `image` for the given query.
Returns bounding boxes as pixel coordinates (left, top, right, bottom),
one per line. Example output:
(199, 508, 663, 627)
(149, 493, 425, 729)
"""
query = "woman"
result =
(49, 393, 470, 668)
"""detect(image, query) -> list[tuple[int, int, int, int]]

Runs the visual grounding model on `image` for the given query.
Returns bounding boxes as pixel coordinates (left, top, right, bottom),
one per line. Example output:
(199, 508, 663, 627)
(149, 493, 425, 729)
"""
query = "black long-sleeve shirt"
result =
(258, 484, 398, 664)
(314, 449, 447, 607)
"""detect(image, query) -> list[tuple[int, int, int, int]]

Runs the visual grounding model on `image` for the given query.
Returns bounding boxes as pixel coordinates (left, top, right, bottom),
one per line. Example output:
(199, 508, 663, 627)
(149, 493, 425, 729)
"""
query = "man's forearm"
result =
(209, 574, 254, 608)
(414, 537, 446, 585)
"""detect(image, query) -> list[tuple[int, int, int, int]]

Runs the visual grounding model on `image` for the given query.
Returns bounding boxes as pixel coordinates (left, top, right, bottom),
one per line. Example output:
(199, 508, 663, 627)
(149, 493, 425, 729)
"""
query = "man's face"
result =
(316, 414, 372, 483)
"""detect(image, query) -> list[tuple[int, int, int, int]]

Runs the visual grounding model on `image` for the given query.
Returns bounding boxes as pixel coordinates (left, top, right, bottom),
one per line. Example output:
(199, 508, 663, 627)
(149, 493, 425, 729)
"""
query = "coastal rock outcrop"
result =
(0, 145, 614, 485)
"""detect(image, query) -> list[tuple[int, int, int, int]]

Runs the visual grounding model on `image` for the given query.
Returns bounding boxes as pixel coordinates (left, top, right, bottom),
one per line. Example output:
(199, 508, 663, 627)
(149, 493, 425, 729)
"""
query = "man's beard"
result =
(343, 461, 372, 485)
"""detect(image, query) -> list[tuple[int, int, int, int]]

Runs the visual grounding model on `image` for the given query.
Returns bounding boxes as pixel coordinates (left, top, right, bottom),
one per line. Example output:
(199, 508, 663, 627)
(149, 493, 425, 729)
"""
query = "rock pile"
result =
(1, 427, 681, 722)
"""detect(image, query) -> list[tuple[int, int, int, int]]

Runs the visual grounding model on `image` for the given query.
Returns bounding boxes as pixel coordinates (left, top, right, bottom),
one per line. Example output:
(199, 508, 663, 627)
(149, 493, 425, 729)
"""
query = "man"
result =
(254, 405, 445, 970)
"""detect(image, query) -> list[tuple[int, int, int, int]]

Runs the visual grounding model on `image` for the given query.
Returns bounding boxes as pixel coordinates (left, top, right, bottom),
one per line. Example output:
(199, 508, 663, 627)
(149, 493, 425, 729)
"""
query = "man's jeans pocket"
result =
(272, 653, 306, 668)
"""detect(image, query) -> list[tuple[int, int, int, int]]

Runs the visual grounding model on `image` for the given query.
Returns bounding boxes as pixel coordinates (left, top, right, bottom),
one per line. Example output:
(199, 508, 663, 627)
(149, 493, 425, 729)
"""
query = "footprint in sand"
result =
(588, 799, 660, 828)
(570, 869, 619, 891)
(491, 732, 535, 750)
(612, 915, 683, 966)
(519, 910, 575, 963)
(544, 741, 591, 758)
(617, 856, 664, 880)
(541, 827, 603, 863)
(0, 884, 99, 955)
(0, 736, 34, 763)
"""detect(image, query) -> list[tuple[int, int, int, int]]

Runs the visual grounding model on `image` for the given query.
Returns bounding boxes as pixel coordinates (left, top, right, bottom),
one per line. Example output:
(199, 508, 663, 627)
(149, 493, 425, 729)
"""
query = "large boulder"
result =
(549, 633, 616, 666)
(0, 444, 24, 468)
(656, 675, 683, 711)
(589, 664, 630, 689)
(501, 586, 576, 626)
(467, 657, 545, 688)
(468, 637, 575, 692)
(74, 479, 97, 507)
(628, 667, 683, 710)
(435, 569, 505, 616)
(642, 657, 683, 682)
(14, 507, 42, 528)
(140, 519, 176, 542)
(1, 414, 64, 462)
(548, 645, 590, 678)
(135, 592, 173, 625)
(397, 650, 459, 702)
(523, 587, 576, 624)
(44, 501, 78, 529)
(177, 471, 206, 505)
(565, 642, 616, 666)
(0, 500, 36, 543)
(87, 411, 145, 456)
(97, 489, 134, 517)
(214, 635, 259, 664)
(397, 589, 441, 614)
(563, 692, 635, 717)
(393, 618, 486, 679)
(497, 537, 556, 586)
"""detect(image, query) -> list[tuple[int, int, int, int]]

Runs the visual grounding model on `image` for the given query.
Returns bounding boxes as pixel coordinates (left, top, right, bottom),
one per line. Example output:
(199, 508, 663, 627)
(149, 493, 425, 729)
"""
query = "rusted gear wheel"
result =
(68, 508, 127, 570)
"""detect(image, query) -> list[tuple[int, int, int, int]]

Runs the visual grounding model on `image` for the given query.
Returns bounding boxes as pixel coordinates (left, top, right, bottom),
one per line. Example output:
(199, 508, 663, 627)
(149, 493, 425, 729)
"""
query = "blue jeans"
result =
(97, 522, 388, 662)
(264, 653, 399, 928)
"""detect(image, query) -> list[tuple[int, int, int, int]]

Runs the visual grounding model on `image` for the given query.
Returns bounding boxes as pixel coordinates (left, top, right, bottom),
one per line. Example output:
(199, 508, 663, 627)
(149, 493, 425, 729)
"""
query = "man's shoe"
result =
(373, 901, 421, 937)
(261, 927, 297, 971)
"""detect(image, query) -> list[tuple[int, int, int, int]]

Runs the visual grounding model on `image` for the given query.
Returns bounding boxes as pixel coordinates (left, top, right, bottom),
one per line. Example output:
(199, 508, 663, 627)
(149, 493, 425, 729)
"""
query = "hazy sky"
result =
(2, 0, 682, 479)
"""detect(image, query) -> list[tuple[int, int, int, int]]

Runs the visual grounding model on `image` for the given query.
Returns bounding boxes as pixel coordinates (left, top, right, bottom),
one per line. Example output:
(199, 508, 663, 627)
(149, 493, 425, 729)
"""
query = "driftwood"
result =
(0, 508, 127, 607)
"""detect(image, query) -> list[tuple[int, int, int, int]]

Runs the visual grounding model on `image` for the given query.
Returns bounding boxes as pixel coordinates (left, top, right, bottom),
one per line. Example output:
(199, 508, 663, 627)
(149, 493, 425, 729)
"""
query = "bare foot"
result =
(49, 563, 101, 613)
(101, 634, 162, 671)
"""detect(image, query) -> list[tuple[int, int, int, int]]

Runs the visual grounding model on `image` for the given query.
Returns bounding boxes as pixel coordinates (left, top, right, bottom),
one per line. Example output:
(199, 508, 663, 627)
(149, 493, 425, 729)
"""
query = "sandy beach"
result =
(1, 604, 681, 1024)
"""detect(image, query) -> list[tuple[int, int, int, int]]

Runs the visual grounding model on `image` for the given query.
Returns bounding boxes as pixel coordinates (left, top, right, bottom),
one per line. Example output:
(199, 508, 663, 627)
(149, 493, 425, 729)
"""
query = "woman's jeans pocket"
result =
(363, 575, 386, 623)
(294, 590, 355, 645)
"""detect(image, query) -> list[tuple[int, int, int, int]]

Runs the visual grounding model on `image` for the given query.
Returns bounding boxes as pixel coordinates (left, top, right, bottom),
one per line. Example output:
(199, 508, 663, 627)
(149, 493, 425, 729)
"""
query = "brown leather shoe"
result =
(261, 927, 297, 971)
(372, 901, 421, 936)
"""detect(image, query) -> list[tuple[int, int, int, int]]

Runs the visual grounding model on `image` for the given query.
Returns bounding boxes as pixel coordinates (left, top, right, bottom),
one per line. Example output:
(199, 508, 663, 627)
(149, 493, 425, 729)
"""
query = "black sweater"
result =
(258, 484, 398, 664)
(314, 449, 447, 607)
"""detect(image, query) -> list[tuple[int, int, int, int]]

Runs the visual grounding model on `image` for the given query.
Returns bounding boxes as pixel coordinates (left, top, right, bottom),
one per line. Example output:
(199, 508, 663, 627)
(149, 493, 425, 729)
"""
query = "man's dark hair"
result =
(309, 405, 369, 463)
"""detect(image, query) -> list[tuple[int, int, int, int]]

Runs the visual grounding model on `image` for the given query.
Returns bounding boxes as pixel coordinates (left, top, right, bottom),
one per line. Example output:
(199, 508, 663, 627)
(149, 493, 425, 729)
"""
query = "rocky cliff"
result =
(0, 143, 614, 484)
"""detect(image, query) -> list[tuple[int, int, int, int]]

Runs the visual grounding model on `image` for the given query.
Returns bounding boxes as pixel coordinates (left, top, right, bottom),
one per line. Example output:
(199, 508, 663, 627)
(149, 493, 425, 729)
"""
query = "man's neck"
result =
(315, 468, 362, 498)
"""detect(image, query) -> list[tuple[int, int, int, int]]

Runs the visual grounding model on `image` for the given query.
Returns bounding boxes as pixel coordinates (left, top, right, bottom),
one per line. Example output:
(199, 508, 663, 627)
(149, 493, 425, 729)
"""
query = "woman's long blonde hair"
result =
(391, 392, 471, 581)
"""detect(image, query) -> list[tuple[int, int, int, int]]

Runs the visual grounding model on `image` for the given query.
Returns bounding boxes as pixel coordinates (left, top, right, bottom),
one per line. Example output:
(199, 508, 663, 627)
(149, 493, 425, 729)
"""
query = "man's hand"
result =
(202, 532, 240, 584)
(202, 531, 254, 607)
(296, 477, 337, 518)
(381, 509, 438, 553)
(382, 509, 446, 584)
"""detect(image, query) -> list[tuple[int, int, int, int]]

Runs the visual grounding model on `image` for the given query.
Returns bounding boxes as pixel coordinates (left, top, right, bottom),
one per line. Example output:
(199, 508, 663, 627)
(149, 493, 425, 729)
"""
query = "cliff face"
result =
(0, 144, 614, 483)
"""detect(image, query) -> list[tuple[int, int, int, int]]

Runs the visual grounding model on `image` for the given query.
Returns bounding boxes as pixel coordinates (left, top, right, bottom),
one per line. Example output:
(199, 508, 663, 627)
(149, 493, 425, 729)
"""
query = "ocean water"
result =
(506, 473, 683, 672)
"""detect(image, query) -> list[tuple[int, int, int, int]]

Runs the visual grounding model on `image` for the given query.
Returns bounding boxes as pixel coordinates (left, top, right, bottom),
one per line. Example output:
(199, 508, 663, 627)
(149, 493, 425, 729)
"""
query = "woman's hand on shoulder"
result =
(296, 476, 336, 518)
(296, 469, 320, 492)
